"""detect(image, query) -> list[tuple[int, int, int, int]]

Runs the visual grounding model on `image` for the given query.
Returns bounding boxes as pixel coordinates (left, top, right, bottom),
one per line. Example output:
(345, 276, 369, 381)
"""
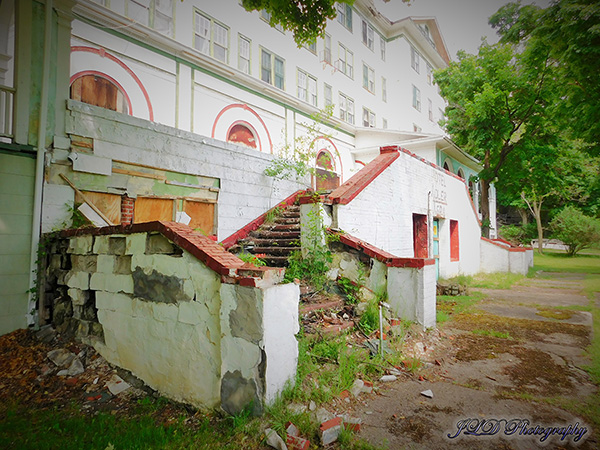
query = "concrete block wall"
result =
(43, 221, 299, 413)
(43, 100, 306, 238)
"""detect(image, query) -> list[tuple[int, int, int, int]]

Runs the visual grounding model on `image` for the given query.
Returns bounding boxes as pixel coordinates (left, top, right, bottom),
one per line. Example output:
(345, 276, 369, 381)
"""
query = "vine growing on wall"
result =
(264, 106, 335, 184)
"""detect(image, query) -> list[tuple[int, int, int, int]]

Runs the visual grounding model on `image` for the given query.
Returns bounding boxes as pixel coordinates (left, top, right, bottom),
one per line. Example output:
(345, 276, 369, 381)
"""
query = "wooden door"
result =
(413, 213, 428, 258)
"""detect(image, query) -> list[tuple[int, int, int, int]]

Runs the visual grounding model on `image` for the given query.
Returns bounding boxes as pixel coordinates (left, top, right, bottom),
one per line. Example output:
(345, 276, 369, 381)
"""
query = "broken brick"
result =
(319, 416, 342, 445)
(286, 434, 310, 450)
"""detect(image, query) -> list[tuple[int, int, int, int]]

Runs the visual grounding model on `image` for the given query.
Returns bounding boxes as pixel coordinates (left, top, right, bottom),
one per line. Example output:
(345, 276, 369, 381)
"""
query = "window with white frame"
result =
(380, 36, 386, 61)
(305, 40, 317, 54)
(238, 35, 251, 74)
(411, 46, 420, 73)
(298, 69, 317, 106)
(362, 107, 375, 128)
(426, 63, 433, 85)
(382, 118, 388, 129)
(323, 34, 332, 64)
(439, 107, 445, 122)
(428, 98, 433, 121)
(324, 83, 333, 107)
(339, 92, 354, 124)
(128, 0, 174, 36)
(412, 84, 421, 111)
(382, 77, 387, 102)
(338, 43, 354, 78)
(260, 10, 284, 31)
(261, 48, 285, 89)
(337, 3, 352, 30)
(361, 19, 374, 50)
(413, 123, 422, 132)
(363, 63, 374, 93)
(195, 11, 228, 62)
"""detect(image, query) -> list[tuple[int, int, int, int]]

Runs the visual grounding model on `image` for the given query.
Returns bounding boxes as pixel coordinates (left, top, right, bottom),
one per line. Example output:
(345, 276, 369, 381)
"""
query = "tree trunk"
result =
(533, 201, 544, 254)
(518, 208, 529, 227)
(480, 180, 490, 238)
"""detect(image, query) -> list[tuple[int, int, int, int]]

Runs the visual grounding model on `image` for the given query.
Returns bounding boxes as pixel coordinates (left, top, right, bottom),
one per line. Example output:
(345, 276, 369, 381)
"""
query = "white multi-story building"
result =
(0, 0, 512, 336)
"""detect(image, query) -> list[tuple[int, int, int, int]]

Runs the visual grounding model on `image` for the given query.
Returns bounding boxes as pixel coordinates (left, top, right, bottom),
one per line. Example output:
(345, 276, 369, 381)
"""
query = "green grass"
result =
(443, 272, 525, 290)
(533, 250, 600, 274)
(0, 403, 249, 450)
(436, 292, 486, 318)
(472, 329, 512, 339)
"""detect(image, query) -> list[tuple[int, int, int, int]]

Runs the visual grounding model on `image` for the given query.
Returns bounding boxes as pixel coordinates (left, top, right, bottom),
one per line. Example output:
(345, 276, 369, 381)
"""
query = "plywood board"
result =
(134, 197, 174, 223)
(76, 191, 121, 225)
(183, 200, 215, 235)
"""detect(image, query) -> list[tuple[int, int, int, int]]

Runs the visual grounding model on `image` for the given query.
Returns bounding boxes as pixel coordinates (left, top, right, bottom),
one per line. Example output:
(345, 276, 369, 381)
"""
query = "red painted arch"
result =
(312, 136, 343, 183)
(71, 46, 154, 121)
(70, 71, 134, 115)
(226, 120, 262, 150)
(212, 103, 273, 153)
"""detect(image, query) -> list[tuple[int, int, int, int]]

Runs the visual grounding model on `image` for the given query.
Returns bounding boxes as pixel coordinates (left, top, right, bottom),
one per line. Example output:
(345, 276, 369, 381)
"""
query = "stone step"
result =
(269, 224, 300, 232)
(250, 230, 300, 239)
(274, 217, 300, 225)
(244, 238, 299, 247)
(252, 246, 299, 255)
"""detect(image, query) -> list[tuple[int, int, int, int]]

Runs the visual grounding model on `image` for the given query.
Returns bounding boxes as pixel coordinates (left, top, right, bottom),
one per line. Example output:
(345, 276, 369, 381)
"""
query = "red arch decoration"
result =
(71, 46, 154, 121)
(70, 71, 134, 115)
(226, 121, 261, 150)
(312, 136, 343, 183)
(212, 103, 273, 153)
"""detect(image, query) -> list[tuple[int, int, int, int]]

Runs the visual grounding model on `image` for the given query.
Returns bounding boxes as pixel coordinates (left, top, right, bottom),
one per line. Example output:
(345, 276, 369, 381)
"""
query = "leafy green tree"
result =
(435, 42, 558, 237)
(497, 138, 596, 253)
(550, 206, 600, 256)
(489, 0, 600, 153)
(241, 0, 354, 46)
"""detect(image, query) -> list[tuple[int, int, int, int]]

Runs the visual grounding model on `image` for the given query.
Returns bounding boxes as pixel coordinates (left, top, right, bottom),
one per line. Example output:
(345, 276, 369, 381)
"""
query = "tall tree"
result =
(489, 0, 600, 154)
(435, 42, 558, 236)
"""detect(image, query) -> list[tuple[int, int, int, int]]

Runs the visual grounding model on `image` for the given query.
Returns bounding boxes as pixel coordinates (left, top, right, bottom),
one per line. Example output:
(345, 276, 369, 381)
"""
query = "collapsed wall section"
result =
(42, 221, 299, 413)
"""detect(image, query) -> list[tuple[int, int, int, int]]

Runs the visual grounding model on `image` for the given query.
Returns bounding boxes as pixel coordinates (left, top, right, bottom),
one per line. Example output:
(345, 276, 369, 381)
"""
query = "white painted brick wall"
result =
(336, 152, 482, 276)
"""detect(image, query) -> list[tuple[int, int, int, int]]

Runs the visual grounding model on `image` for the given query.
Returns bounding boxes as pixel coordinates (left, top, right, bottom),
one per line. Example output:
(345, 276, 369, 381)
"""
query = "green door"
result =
(433, 219, 440, 280)
(0, 152, 35, 335)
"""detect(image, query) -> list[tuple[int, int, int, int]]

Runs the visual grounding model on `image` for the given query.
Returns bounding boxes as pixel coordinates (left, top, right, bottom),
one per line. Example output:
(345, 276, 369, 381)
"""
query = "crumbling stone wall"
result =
(42, 222, 299, 413)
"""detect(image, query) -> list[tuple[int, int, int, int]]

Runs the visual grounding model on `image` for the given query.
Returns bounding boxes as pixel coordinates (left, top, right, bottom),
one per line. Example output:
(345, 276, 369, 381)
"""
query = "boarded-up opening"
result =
(450, 219, 459, 261)
(71, 75, 128, 114)
(183, 200, 216, 235)
(75, 191, 121, 225)
(134, 197, 175, 223)
(413, 213, 428, 258)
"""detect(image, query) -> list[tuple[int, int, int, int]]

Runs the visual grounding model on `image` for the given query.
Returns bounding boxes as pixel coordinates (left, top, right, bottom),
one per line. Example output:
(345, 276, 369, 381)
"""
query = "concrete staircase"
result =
(232, 204, 301, 267)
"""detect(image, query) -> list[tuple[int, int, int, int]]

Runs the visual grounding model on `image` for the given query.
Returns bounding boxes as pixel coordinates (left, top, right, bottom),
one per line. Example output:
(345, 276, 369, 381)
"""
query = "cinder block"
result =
(68, 288, 88, 306)
(93, 235, 110, 254)
(68, 235, 93, 255)
(96, 291, 133, 316)
(319, 417, 342, 445)
(66, 271, 90, 290)
(125, 234, 146, 255)
(97, 255, 116, 274)
(89, 272, 106, 291)
(71, 254, 98, 272)
(104, 274, 134, 294)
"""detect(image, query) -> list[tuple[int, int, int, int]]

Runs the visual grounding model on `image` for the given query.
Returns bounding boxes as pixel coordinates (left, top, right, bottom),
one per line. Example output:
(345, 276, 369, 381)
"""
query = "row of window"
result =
(412, 85, 444, 123)
(411, 46, 434, 85)
(337, 3, 386, 61)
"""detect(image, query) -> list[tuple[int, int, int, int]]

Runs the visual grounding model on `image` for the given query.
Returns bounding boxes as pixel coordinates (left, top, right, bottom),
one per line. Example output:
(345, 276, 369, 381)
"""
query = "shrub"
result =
(550, 206, 600, 256)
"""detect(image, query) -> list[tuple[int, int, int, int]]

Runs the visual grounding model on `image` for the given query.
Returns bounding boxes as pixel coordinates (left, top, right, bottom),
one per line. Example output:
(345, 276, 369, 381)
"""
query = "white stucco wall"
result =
(262, 283, 300, 403)
(387, 264, 436, 329)
(334, 151, 481, 276)
(480, 239, 533, 275)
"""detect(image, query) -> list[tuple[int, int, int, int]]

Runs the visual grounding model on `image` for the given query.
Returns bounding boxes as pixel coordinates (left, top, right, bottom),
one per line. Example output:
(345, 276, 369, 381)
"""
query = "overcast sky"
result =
(373, 0, 552, 59)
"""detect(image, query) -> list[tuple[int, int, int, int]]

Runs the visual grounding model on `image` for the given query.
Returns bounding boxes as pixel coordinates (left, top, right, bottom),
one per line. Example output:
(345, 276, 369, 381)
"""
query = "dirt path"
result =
(356, 273, 598, 449)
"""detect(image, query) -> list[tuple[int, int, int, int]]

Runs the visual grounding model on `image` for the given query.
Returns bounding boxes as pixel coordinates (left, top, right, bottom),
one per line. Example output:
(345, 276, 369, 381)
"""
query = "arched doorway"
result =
(226, 122, 257, 149)
(315, 150, 340, 191)
(70, 74, 129, 114)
